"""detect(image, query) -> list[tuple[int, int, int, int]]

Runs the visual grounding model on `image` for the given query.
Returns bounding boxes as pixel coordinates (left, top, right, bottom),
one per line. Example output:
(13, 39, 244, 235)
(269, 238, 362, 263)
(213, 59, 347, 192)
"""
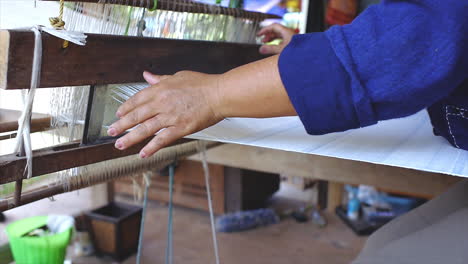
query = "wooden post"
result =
(106, 182, 115, 203)
(327, 182, 344, 213)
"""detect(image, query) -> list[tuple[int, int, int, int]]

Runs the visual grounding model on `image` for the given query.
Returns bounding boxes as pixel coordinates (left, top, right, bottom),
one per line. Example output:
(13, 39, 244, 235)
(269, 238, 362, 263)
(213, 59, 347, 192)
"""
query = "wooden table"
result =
(189, 144, 462, 211)
(0, 107, 461, 211)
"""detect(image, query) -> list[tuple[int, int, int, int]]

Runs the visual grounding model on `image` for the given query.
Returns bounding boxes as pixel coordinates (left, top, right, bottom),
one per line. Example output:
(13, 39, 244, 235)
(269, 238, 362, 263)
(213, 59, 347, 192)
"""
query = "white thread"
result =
(445, 106, 461, 149)
(448, 113, 468, 120)
(198, 141, 220, 264)
(449, 106, 468, 112)
(40, 27, 87, 46)
(132, 176, 143, 202)
(14, 26, 42, 179)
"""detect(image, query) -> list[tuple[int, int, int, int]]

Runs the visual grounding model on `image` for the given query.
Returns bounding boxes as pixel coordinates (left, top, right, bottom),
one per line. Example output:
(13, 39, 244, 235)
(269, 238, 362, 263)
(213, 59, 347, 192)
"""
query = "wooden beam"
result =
(189, 144, 462, 198)
(0, 138, 192, 184)
(0, 108, 51, 133)
(0, 30, 266, 90)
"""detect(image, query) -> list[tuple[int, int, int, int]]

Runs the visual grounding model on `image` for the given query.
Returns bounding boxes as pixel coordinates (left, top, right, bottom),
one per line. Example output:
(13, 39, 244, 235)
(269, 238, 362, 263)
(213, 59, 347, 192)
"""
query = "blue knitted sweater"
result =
(278, 0, 468, 149)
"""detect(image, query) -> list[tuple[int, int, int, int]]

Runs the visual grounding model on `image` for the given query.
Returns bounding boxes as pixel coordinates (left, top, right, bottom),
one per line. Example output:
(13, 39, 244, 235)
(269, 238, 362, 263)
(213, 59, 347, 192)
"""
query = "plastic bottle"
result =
(346, 186, 360, 221)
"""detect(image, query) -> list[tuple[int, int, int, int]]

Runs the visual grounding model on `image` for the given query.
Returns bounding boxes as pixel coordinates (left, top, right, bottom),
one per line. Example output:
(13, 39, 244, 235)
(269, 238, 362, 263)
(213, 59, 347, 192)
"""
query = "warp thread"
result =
(165, 164, 175, 264)
(136, 171, 152, 264)
(63, 0, 262, 44)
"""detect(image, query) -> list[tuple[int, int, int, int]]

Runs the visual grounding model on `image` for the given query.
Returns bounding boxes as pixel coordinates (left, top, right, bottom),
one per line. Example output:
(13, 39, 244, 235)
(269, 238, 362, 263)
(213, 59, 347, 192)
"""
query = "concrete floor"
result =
(1, 184, 366, 264)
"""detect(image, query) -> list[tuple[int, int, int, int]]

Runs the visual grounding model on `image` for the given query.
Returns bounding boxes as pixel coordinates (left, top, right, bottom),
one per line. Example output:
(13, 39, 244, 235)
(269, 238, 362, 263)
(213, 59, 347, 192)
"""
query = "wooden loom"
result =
(0, 0, 278, 211)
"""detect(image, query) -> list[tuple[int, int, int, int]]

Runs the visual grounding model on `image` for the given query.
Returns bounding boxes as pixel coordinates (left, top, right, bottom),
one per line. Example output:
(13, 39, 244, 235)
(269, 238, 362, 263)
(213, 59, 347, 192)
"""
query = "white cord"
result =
(199, 141, 220, 264)
(14, 26, 42, 179)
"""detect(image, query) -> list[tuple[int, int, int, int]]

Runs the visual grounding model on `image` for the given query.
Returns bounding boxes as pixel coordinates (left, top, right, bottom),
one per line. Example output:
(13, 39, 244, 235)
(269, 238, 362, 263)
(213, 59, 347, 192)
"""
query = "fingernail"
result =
(116, 111, 122, 118)
(115, 140, 124, 150)
(139, 151, 147, 158)
(108, 127, 117, 136)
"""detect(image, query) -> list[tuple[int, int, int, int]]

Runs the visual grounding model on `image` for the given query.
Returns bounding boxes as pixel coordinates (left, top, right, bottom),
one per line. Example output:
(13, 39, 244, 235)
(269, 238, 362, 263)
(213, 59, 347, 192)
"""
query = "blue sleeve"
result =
(279, 0, 468, 135)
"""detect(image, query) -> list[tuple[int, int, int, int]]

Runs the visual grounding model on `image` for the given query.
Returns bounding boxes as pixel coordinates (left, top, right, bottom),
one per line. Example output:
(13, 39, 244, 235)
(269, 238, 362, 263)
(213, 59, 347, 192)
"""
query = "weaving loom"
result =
(0, 0, 278, 208)
(0, 1, 282, 262)
(0, 2, 280, 261)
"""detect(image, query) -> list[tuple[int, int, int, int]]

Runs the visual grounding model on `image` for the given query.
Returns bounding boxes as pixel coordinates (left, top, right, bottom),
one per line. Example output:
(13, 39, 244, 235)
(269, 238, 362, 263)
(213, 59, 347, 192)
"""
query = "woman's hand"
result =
(257, 23, 296, 55)
(108, 55, 295, 158)
(107, 71, 224, 158)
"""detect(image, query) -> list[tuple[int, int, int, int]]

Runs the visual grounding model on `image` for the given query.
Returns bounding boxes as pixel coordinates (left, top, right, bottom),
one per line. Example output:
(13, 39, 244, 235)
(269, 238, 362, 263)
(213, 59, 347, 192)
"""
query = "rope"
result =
(165, 164, 176, 264)
(199, 141, 221, 264)
(136, 172, 152, 264)
(49, 0, 69, 48)
(14, 26, 42, 179)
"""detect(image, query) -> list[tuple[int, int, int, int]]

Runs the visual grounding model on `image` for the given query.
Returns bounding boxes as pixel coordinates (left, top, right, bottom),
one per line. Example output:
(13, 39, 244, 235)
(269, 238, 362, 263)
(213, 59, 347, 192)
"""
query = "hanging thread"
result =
(165, 163, 176, 264)
(136, 172, 152, 264)
(199, 141, 221, 264)
(14, 26, 42, 179)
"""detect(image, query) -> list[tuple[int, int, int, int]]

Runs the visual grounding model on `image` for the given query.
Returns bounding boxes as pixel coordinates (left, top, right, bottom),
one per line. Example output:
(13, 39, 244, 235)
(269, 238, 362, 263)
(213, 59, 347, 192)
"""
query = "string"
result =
(199, 141, 221, 264)
(165, 163, 175, 264)
(136, 172, 152, 264)
(14, 26, 42, 179)
(49, 0, 69, 48)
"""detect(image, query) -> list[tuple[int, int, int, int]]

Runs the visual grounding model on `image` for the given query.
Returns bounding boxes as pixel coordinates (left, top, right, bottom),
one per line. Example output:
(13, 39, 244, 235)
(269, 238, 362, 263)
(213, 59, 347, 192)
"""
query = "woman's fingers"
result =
(109, 102, 157, 136)
(257, 23, 296, 55)
(258, 23, 288, 38)
(143, 71, 161, 85)
(261, 32, 279, 43)
(139, 127, 183, 158)
(259, 44, 283, 55)
(257, 23, 282, 36)
(116, 87, 154, 118)
(117, 73, 172, 118)
(143, 71, 171, 85)
(114, 115, 165, 150)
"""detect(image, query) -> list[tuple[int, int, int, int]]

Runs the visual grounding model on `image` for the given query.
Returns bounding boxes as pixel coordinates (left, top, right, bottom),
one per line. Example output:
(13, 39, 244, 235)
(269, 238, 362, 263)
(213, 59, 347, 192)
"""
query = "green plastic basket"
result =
(6, 216, 73, 264)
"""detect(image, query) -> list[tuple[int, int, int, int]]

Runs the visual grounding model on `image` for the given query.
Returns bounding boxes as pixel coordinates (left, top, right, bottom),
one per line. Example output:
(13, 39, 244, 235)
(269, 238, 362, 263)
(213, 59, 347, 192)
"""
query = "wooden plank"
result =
(0, 29, 266, 90)
(327, 182, 344, 212)
(0, 138, 192, 184)
(0, 185, 60, 212)
(189, 144, 462, 198)
(0, 108, 51, 133)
